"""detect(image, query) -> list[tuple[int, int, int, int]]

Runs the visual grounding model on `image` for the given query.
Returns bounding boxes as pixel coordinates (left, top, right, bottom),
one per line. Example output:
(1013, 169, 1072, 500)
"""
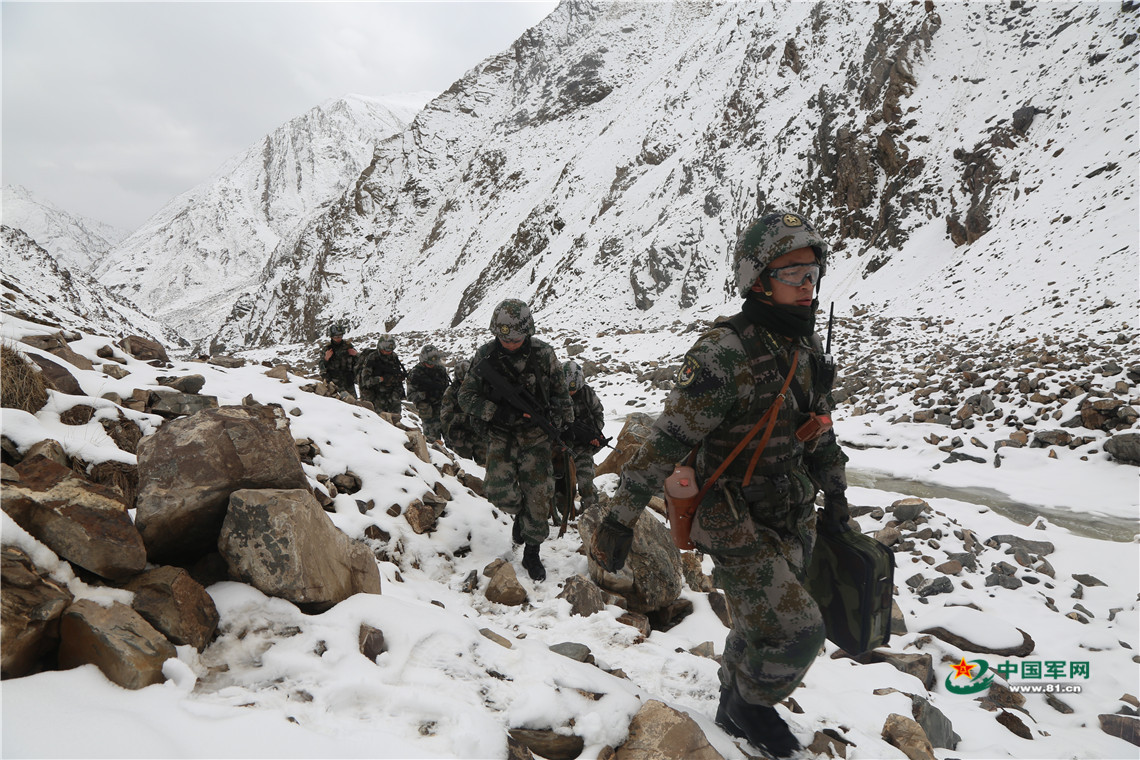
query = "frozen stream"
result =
(848, 468, 1139, 543)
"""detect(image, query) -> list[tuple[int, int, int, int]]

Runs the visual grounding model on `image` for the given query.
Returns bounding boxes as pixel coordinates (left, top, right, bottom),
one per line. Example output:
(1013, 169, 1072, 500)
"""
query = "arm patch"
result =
(676, 355, 701, 389)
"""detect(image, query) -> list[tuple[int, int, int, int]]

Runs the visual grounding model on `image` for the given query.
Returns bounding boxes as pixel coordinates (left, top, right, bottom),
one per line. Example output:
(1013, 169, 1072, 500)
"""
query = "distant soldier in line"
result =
(318, 323, 358, 397)
(441, 358, 485, 464)
(557, 360, 606, 518)
(458, 299, 572, 582)
(357, 334, 407, 416)
(408, 344, 450, 442)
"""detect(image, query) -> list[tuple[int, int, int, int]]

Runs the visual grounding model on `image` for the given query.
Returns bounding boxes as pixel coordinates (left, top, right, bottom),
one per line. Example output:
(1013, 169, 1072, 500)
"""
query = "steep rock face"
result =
(0, 226, 178, 345)
(1, 185, 126, 271)
(93, 95, 425, 351)
(216, 0, 1136, 349)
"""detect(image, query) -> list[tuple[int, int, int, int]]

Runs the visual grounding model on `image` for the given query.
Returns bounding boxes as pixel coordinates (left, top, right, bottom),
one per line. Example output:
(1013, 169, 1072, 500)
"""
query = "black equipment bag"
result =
(805, 519, 895, 655)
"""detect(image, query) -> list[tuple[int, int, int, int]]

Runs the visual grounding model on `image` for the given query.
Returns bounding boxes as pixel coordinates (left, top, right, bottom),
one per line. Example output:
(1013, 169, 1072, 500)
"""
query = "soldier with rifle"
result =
(408, 345, 450, 442)
(557, 360, 609, 519)
(458, 299, 573, 581)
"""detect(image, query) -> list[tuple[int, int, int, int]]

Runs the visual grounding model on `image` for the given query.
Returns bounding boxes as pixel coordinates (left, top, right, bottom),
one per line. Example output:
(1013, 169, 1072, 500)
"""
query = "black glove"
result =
(591, 517, 634, 573)
(821, 492, 851, 530)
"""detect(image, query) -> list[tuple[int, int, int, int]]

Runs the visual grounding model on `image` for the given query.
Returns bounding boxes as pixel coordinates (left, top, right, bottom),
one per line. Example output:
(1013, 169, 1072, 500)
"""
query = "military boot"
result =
(715, 685, 800, 758)
(521, 543, 546, 582)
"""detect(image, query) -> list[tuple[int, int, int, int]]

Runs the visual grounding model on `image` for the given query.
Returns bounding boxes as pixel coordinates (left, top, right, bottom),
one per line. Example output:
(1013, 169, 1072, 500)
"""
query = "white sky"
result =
(1, 0, 558, 232)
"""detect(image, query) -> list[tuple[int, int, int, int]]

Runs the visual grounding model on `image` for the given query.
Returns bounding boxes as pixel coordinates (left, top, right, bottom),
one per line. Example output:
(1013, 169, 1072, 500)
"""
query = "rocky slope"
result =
(0, 226, 178, 346)
(210, 0, 1136, 350)
(1, 185, 127, 271)
(91, 95, 427, 351)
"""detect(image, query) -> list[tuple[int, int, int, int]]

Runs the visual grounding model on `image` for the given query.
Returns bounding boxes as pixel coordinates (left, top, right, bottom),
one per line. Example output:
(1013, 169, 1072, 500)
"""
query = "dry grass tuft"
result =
(1, 342, 50, 414)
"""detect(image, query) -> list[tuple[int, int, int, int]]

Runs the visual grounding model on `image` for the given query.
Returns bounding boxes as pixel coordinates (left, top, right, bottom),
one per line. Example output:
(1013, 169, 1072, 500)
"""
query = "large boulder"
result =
(116, 335, 169, 362)
(124, 566, 219, 651)
(580, 503, 683, 614)
(2, 456, 146, 580)
(218, 488, 381, 610)
(1104, 433, 1140, 466)
(134, 405, 309, 564)
(1, 545, 74, 678)
(596, 412, 656, 477)
(57, 599, 176, 689)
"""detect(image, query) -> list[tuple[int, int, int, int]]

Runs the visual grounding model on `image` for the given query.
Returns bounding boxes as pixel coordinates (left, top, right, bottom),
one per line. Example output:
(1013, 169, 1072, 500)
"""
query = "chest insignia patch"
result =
(677, 355, 701, 389)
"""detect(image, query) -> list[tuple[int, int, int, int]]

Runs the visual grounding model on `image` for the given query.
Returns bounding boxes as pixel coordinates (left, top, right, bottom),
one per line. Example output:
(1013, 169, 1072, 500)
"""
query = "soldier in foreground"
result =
(441, 358, 484, 464)
(318, 323, 359, 398)
(408, 345, 450, 442)
(459, 299, 572, 582)
(589, 212, 851, 757)
(357, 334, 407, 416)
(559, 360, 606, 517)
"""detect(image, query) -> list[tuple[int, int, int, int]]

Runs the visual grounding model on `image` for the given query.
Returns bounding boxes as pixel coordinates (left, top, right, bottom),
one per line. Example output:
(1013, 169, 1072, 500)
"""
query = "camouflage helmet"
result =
(489, 298, 534, 341)
(562, 360, 585, 394)
(733, 211, 829, 298)
(377, 334, 396, 352)
(453, 358, 471, 384)
(329, 322, 347, 337)
(420, 344, 445, 365)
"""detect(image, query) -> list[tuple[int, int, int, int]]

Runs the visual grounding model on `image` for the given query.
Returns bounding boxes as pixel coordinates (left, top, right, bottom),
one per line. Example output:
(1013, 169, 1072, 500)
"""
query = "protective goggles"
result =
(766, 262, 820, 287)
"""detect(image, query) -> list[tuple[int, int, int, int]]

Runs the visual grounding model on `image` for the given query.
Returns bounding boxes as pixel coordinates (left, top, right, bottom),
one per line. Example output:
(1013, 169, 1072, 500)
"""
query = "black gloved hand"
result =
(491, 404, 517, 426)
(822, 492, 851, 531)
(591, 516, 634, 573)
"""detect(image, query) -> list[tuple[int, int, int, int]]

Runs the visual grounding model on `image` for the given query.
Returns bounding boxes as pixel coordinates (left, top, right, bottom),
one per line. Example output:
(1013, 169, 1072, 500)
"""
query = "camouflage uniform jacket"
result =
(357, 350, 407, 395)
(458, 337, 573, 437)
(441, 364, 472, 432)
(568, 384, 606, 453)
(319, 340, 357, 383)
(407, 364, 450, 406)
(606, 313, 847, 556)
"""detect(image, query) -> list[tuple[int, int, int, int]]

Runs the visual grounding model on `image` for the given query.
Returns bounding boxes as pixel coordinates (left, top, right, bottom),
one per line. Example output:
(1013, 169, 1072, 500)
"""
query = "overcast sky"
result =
(2, 1, 558, 232)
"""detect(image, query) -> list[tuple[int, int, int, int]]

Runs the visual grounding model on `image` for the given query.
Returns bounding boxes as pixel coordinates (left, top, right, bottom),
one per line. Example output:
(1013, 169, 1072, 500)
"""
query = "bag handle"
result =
(687, 350, 799, 504)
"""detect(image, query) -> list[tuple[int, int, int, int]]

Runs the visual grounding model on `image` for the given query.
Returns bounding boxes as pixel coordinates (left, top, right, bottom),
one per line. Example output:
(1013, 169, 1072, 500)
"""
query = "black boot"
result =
(521, 543, 546, 582)
(511, 513, 524, 545)
(715, 686, 800, 757)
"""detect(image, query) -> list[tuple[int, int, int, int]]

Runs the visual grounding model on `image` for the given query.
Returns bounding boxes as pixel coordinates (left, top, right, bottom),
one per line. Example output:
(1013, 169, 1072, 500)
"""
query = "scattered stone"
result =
(116, 335, 169, 363)
(921, 625, 1035, 657)
(1072, 573, 1107, 587)
(613, 699, 723, 760)
(0, 546, 73, 678)
(1045, 693, 1074, 714)
(508, 729, 585, 760)
(557, 574, 606, 617)
(1104, 433, 1140, 465)
(157, 374, 206, 395)
(912, 696, 960, 750)
(549, 642, 592, 663)
(996, 709, 1033, 740)
(124, 566, 219, 651)
(891, 498, 929, 522)
(881, 713, 936, 760)
(207, 355, 246, 368)
(988, 534, 1055, 556)
(485, 562, 527, 606)
(479, 628, 513, 649)
(359, 624, 387, 661)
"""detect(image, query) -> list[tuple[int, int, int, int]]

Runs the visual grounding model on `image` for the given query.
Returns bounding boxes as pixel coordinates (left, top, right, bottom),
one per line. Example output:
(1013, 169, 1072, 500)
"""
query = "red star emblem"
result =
(950, 657, 977, 680)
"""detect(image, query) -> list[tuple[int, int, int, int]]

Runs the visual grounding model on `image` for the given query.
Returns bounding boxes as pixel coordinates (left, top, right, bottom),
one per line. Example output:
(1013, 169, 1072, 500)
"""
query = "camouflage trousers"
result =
(416, 402, 443, 441)
(362, 386, 403, 416)
(712, 523, 823, 706)
(327, 373, 357, 398)
(445, 418, 485, 465)
(485, 428, 553, 545)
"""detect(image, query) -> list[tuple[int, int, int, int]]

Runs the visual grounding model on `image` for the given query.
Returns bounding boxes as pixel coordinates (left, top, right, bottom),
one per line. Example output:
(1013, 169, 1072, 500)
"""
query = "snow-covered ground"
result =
(1, 310, 1137, 759)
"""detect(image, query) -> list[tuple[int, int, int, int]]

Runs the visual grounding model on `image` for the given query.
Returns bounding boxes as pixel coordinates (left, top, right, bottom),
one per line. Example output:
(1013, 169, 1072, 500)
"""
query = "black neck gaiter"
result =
(741, 297, 817, 337)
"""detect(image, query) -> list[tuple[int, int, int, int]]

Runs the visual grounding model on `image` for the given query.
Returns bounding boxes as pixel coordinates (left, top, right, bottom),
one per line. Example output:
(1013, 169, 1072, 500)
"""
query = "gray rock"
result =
(989, 534, 1055, 557)
(1098, 714, 1140, 747)
(556, 574, 606, 617)
(147, 390, 219, 419)
(985, 573, 1024, 590)
(581, 503, 683, 614)
(881, 713, 936, 760)
(485, 562, 527, 607)
(1104, 433, 1140, 465)
(219, 488, 381, 610)
(912, 696, 960, 750)
(157, 374, 206, 395)
(117, 335, 169, 362)
(921, 626, 1035, 657)
(1073, 573, 1107, 587)
(508, 729, 586, 760)
(916, 577, 954, 596)
(549, 642, 592, 662)
(135, 405, 309, 564)
(890, 497, 929, 522)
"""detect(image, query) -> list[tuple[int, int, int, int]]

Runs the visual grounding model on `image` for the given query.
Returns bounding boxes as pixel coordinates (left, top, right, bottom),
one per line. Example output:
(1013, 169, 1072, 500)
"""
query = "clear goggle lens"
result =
(767, 262, 820, 287)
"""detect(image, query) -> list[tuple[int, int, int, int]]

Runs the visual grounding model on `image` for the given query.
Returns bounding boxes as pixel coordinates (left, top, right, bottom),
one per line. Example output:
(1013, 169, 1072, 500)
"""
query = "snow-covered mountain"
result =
(0, 225, 179, 345)
(91, 94, 431, 351)
(1, 185, 127, 271)
(208, 0, 1136, 352)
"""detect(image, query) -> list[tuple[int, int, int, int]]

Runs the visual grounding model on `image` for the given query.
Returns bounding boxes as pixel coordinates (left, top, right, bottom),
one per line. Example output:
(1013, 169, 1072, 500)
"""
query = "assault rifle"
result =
(470, 359, 568, 451)
(567, 418, 614, 451)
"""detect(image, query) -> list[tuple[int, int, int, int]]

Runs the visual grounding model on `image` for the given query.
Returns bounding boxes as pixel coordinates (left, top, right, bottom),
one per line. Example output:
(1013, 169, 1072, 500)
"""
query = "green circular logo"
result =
(945, 657, 995, 694)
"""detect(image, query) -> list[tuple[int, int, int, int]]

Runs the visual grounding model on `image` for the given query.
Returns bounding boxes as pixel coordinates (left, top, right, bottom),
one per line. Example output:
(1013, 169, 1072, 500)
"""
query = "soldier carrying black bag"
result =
(588, 211, 852, 758)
